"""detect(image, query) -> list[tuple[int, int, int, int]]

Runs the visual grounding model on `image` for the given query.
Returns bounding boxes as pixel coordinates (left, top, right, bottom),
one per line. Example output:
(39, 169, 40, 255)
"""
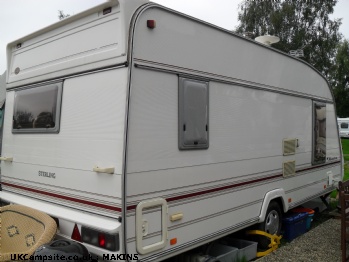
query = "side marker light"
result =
(147, 20, 156, 29)
(170, 238, 177, 245)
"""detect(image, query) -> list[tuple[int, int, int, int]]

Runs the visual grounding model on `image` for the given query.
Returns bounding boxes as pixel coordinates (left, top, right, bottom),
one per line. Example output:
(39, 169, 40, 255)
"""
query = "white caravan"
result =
(338, 118, 349, 138)
(0, 0, 342, 261)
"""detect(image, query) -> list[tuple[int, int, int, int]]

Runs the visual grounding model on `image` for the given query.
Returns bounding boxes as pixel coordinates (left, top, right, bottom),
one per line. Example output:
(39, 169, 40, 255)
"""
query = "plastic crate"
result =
(291, 207, 315, 230)
(220, 238, 258, 261)
(282, 212, 308, 241)
(207, 242, 238, 262)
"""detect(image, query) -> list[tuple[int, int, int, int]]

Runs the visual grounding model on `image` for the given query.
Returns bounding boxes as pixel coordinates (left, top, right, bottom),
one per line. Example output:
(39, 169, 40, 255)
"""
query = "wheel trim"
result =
(265, 210, 279, 234)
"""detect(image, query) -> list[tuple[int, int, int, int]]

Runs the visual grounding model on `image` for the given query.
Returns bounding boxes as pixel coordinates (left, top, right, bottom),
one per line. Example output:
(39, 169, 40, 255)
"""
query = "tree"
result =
(235, 0, 342, 81)
(333, 39, 349, 117)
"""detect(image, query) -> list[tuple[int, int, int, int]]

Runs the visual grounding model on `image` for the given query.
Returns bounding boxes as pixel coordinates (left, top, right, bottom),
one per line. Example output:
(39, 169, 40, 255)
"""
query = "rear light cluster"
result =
(81, 226, 119, 251)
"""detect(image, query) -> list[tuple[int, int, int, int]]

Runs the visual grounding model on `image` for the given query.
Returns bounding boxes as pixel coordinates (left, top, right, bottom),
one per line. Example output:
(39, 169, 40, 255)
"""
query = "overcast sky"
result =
(0, 0, 348, 74)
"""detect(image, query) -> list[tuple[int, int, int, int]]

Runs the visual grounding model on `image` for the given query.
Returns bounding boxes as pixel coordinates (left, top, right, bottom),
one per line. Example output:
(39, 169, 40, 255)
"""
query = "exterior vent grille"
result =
(283, 161, 296, 177)
(283, 139, 297, 155)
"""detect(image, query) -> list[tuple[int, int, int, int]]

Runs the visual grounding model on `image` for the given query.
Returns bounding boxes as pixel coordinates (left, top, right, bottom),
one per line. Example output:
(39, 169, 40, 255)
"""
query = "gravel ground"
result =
(256, 218, 341, 262)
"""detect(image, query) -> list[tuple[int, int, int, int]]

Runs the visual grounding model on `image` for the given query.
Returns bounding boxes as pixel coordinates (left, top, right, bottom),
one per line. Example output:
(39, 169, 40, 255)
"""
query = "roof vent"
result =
(255, 35, 280, 46)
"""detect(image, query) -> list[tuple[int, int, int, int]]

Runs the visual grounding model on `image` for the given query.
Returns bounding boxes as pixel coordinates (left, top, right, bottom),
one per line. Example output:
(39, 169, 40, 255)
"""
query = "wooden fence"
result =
(339, 180, 349, 261)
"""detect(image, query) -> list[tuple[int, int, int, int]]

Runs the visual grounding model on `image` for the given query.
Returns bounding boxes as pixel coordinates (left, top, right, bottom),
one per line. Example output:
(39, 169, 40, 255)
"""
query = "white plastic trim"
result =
(93, 166, 115, 174)
(0, 191, 120, 232)
(259, 189, 287, 222)
(0, 156, 13, 162)
(136, 198, 168, 255)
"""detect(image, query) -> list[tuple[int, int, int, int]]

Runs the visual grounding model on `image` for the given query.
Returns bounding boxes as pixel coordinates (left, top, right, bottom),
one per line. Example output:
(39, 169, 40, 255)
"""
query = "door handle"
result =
(93, 166, 114, 174)
(0, 156, 13, 162)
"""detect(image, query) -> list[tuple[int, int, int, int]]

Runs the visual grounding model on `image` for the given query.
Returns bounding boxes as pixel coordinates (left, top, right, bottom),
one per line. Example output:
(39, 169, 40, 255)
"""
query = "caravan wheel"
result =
(257, 201, 282, 249)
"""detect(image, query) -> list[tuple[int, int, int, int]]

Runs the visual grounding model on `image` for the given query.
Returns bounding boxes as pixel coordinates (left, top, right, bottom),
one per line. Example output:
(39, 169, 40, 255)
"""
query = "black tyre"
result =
(257, 201, 282, 249)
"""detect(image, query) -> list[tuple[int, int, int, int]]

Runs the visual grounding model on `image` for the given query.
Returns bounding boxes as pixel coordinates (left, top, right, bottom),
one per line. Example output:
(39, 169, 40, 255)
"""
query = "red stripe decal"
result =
(127, 173, 283, 211)
(127, 161, 341, 211)
(1, 182, 121, 212)
(1, 161, 340, 213)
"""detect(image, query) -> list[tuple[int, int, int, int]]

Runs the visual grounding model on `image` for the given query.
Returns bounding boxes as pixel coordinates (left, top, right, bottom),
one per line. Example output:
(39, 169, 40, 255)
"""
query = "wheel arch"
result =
(259, 189, 288, 222)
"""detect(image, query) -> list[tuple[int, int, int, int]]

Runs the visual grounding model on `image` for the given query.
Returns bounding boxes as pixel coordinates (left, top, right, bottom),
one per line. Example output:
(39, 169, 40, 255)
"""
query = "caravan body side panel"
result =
(131, 8, 332, 101)
(6, 1, 126, 88)
(1, 68, 127, 217)
(124, 6, 341, 261)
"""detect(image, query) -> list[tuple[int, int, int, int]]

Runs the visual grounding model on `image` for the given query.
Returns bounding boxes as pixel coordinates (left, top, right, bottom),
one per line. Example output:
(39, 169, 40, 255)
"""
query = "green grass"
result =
(342, 138, 349, 155)
(342, 138, 349, 162)
(234, 256, 248, 262)
(344, 164, 349, 181)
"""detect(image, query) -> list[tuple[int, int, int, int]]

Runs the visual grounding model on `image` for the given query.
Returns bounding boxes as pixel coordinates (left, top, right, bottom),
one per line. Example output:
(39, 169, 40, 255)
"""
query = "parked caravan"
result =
(338, 118, 349, 138)
(0, 0, 343, 261)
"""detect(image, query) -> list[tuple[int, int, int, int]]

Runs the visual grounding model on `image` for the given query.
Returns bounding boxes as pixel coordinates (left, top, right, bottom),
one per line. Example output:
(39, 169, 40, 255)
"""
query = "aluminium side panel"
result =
(124, 69, 341, 260)
(6, 1, 126, 88)
(1, 68, 128, 218)
(124, 5, 341, 261)
(131, 6, 332, 102)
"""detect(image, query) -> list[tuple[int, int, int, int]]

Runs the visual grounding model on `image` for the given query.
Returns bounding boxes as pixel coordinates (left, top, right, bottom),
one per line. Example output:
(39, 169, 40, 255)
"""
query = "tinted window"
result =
(178, 77, 209, 150)
(312, 102, 326, 165)
(13, 83, 62, 133)
(341, 123, 349, 129)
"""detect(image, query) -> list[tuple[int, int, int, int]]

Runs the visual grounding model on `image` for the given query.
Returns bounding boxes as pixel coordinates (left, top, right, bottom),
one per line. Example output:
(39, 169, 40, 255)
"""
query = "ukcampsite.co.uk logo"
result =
(10, 253, 139, 261)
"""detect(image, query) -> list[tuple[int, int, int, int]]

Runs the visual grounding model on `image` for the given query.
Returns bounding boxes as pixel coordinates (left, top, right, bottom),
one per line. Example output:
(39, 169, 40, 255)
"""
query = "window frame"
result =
(12, 82, 63, 134)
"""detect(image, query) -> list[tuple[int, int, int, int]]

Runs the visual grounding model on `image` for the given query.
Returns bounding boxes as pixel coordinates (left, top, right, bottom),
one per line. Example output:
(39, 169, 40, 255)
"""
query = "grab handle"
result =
(0, 156, 13, 162)
(93, 166, 114, 174)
